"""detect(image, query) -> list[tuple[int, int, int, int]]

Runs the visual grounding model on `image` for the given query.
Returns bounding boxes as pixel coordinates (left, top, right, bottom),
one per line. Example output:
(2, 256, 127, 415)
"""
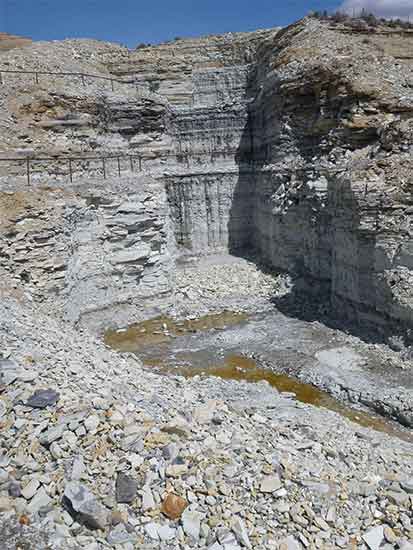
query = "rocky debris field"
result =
(172, 254, 291, 319)
(1, 281, 413, 550)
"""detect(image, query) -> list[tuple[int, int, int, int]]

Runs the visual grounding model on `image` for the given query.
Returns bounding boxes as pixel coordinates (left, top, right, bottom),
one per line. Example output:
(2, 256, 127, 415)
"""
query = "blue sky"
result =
(1, 0, 342, 47)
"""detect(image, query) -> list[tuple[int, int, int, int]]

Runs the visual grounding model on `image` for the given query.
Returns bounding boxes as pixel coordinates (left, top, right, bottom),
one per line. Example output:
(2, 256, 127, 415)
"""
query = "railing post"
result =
(81, 74, 86, 87)
(26, 158, 30, 186)
(129, 156, 133, 172)
(111, 79, 114, 92)
(138, 156, 142, 171)
(35, 72, 39, 85)
(69, 158, 73, 183)
(117, 156, 121, 177)
(0, 72, 2, 85)
(102, 158, 106, 179)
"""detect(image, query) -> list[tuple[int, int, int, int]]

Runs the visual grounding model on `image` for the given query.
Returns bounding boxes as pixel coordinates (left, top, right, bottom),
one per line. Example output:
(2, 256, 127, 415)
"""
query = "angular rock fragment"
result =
(232, 517, 251, 548)
(115, 472, 138, 504)
(63, 482, 108, 530)
(161, 493, 188, 520)
(21, 478, 40, 500)
(39, 424, 65, 447)
(260, 474, 281, 493)
(71, 455, 85, 481)
(27, 487, 52, 514)
(182, 508, 201, 540)
(362, 526, 384, 550)
(26, 389, 60, 409)
(141, 486, 155, 510)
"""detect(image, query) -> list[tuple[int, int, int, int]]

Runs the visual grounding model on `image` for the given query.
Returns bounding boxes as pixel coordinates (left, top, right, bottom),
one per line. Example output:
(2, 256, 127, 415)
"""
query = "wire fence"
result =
(0, 154, 144, 185)
(0, 69, 166, 103)
(0, 150, 246, 185)
(0, 149, 361, 186)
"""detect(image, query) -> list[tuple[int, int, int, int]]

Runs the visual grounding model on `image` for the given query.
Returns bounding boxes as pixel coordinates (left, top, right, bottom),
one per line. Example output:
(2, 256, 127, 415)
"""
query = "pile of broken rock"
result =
(1, 291, 413, 550)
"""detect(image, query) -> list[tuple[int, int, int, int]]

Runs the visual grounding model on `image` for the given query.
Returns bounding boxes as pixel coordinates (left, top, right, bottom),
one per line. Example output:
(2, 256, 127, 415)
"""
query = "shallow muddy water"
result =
(105, 312, 413, 443)
(105, 311, 248, 351)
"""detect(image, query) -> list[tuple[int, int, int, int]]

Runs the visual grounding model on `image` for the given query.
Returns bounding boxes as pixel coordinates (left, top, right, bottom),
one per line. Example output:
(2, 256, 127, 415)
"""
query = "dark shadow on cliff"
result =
(227, 108, 256, 256)
(268, 177, 404, 347)
(229, 116, 402, 346)
(226, 52, 408, 347)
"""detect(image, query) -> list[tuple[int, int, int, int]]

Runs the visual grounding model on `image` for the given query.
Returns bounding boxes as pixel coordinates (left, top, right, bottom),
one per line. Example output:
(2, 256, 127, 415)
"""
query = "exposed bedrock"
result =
(0, 176, 175, 331)
(241, 19, 413, 341)
(2, 18, 413, 341)
(166, 171, 254, 252)
(160, 18, 413, 342)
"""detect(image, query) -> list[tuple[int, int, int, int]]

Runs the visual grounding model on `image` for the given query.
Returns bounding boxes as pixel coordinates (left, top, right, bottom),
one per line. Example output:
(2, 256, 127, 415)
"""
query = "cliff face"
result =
(149, 18, 413, 341)
(0, 176, 175, 330)
(244, 20, 413, 339)
(1, 19, 413, 340)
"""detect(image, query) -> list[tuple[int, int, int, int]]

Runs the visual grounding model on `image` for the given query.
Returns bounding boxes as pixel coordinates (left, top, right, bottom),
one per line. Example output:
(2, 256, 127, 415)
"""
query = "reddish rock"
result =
(161, 493, 188, 520)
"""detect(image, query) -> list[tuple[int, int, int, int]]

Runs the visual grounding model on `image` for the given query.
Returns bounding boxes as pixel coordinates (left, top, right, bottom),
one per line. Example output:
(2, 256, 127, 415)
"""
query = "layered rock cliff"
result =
(152, 18, 413, 342)
(1, 18, 413, 341)
(0, 175, 175, 330)
(245, 19, 413, 340)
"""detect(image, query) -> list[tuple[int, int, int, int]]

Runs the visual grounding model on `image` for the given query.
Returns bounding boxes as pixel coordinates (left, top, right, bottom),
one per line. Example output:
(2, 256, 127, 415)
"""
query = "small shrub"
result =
(135, 42, 150, 50)
(310, 9, 413, 30)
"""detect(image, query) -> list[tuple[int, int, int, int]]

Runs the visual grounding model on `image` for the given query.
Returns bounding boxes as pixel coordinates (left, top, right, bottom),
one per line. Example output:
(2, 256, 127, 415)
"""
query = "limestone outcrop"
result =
(1, 18, 413, 341)
(245, 19, 413, 340)
(0, 175, 175, 330)
(150, 18, 413, 342)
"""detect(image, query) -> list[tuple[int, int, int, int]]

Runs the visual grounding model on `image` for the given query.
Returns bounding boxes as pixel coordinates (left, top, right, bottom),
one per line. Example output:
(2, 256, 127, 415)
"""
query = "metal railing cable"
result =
(0, 154, 144, 185)
(0, 149, 364, 186)
(0, 68, 165, 102)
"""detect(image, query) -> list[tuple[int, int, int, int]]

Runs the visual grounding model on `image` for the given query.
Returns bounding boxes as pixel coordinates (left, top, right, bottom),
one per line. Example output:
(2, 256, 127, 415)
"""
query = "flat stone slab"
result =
(115, 472, 138, 504)
(26, 389, 60, 409)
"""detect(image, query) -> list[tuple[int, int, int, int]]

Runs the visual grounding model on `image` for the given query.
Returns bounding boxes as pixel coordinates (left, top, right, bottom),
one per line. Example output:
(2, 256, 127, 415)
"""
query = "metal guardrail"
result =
(0, 69, 165, 102)
(0, 150, 358, 186)
(0, 154, 143, 185)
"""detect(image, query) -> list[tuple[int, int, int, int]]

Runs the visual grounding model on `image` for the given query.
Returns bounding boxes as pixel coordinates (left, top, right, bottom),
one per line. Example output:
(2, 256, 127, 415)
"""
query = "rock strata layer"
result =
(2, 18, 413, 338)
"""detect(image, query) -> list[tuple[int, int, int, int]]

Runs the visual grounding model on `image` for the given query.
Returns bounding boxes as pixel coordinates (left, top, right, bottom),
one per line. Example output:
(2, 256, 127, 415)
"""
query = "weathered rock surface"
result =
(63, 482, 109, 530)
(1, 16, 413, 550)
(0, 175, 175, 330)
(1, 285, 413, 549)
(2, 18, 413, 339)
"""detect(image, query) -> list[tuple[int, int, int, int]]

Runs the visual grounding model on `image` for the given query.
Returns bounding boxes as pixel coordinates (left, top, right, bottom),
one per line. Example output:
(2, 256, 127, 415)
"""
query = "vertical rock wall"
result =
(163, 66, 254, 253)
(146, 18, 413, 340)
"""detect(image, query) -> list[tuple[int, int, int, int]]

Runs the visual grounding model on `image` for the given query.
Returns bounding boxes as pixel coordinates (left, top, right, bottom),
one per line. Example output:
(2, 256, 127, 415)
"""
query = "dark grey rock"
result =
(115, 472, 138, 504)
(26, 389, 60, 409)
(8, 481, 21, 498)
(63, 482, 108, 530)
